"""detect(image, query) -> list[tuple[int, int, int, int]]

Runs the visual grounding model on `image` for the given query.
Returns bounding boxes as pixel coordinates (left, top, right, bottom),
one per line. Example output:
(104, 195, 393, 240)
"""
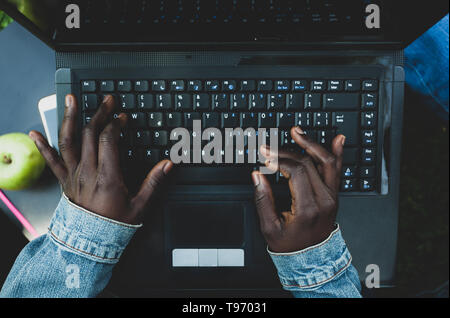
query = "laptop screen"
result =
(1, 0, 448, 49)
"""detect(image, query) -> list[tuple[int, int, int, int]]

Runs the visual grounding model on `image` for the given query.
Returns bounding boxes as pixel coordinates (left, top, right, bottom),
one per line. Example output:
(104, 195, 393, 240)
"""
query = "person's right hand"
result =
(251, 127, 345, 253)
(29, 94, 173, 225)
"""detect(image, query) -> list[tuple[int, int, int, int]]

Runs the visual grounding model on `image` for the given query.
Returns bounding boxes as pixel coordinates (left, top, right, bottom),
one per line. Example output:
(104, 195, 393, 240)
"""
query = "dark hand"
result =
(252, 127, 345, 253)
(29, 94, 173, 225)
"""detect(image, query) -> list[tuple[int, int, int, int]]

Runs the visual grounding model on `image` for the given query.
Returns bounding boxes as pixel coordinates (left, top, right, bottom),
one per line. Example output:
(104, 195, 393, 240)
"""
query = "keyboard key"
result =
(323, 94, 359, 110)
(345, 80, 360, 91)
(258, 112, 276, 128)
(82, 94, 98, 111)
(342, 166, 357, 178)
(304, 93, 321, 109)
(148, 112, 164, 128)
(241, 112, 258, 128)
(222, 113, 240, 128)
(240, 80, 256, 91)
(187, 80, 203, 92)
(119, 94, 135, 110)
(156, 94, 172, 110)
(184, 112, 201, 128)
(311, 80, 325, 91)
(341, 179, 357, 191)
(152, 131, 168, 146)
(117, 80, 132, 92)
(362, 93, 377, 109)
(332, 112, 359, 146)
(203, 112, 220, 128)
(249, 93, 266, 110)
(143, 148, 161, 165)
(206, 80, 220, 92)
(213, 94, 229, 111)
(134, 80, 149, 92)
(134, 130, 151, 146)
(222, 80, 237, 92)
(100, 80, 115, 92)
(292, 80, 307, 91)
(81, 80, 96, 92)
(277, 112, 295, 128)
(360, 166, 376, 178)
(362, 130, 376, 146)
(170, 80, 185, 91)
(360, 179, 375, 191)
(231, 94, 248, 111)
(295, 112, 312, 127)
(166, 112, 183, 128)
(287, 93, 304, 110)
(257, 80, 273, 91)
(194, 94, 210, 110)
(313, 112, 330, 128)
(268, 93, 286, 111)
(361, 112, 377, 128)
(362, 80, 378, 91)
(361, 148, 376, 164)
(343, 147, 358, 164)
(174, 167, 253, 184)
(328, 80, 343, 91)
(129, 113, 147, 128)
(137, 94, 154, 110)
(152, 80, 166, 92)
(175, 94, 192, 110)
(317, 130, 333, 147)
(275, 80, 290, 91)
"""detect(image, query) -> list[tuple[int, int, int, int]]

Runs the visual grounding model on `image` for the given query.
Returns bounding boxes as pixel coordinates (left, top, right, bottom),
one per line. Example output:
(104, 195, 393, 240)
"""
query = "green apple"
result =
(0, 133, 46, 190)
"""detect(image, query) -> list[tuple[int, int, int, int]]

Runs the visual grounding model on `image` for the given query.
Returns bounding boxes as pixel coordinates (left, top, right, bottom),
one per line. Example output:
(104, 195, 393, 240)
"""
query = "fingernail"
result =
(65, 95, 74, 108)
(103, 95, 112, 103)
(294, 126, 305, 136)
(163, 160, 173, 175)
(252, 172, 260, 187)
(341, 135, 346, 146)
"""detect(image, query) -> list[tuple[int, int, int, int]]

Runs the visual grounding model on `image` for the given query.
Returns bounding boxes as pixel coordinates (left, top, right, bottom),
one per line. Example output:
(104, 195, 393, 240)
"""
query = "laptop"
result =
(1, 0, 446, 297)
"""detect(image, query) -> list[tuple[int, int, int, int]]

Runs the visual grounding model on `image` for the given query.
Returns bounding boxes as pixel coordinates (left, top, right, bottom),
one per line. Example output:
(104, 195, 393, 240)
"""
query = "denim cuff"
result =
(48, 194, 141, 264)
(268, 225, 353, 291)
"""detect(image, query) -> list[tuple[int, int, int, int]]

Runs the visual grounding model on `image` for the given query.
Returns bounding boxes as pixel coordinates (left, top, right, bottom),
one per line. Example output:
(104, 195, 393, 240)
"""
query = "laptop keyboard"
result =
(80, 77, 378, 192)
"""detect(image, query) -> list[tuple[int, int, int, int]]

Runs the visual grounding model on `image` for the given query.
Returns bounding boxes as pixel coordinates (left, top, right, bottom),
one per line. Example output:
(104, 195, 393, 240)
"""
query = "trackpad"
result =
(166, 202, 245, 247)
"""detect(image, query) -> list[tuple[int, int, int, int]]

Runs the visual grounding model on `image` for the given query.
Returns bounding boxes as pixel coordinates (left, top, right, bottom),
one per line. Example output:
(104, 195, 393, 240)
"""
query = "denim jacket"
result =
(0, 195, 361, 298)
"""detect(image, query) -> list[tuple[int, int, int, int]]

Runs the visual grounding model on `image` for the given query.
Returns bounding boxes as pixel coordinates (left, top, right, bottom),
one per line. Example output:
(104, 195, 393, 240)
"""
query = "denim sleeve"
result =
(269, 225, 362, 298)
(0, 194, 140, 298)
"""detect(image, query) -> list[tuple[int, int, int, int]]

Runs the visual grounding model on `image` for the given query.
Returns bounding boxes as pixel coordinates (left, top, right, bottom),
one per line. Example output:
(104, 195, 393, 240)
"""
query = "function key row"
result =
(81, 79, 379, 93)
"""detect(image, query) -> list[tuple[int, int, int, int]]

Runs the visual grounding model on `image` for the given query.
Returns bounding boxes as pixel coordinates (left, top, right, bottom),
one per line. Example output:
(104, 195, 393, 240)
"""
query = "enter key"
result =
(332, 112, 359, 146)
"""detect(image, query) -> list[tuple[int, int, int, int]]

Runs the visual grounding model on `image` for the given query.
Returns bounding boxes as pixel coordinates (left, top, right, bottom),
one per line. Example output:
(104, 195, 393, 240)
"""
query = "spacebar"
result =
(173, 167, 253, 185)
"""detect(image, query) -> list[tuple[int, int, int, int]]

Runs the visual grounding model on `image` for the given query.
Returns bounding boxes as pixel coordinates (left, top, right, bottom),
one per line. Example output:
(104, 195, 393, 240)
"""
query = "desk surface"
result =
(0, 22, 60, 240)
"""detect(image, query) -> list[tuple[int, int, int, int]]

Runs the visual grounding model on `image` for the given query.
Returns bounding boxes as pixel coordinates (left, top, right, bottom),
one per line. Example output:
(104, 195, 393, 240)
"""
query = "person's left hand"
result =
(29, 94, 173, 225)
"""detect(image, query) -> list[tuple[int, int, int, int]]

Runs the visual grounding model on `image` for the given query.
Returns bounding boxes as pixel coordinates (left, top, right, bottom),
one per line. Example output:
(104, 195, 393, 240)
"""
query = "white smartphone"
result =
(38, 94, 58, 149)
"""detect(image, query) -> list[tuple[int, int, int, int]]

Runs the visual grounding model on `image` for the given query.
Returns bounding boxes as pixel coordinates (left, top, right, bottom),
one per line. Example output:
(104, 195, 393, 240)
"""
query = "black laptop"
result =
(1, 0, 447, 297)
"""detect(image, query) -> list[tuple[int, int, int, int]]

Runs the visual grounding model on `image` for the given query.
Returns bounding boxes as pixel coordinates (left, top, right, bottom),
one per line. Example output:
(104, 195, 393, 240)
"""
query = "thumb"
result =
(252, 171, 280, 239)
(131, 160, 173, 219)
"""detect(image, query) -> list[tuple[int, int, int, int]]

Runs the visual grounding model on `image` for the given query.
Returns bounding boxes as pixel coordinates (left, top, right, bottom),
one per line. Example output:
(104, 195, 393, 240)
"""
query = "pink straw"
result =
(0, 190, 39, 239)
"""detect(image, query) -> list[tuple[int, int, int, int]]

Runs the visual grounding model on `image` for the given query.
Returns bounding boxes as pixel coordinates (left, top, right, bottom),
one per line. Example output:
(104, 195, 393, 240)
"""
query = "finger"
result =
(291, 126, 338, 190)
(80, 95, 115, 166)
(58, 94, 80, 170)
(131, 160, 173, 217)
(29, 131, 67, 182)
(98, 113, 127, 174)
(262, 145, 334, 199)
(273, 158, 316, 213)
(251, 171, 281, 237)
(331, 134, 345, 190)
